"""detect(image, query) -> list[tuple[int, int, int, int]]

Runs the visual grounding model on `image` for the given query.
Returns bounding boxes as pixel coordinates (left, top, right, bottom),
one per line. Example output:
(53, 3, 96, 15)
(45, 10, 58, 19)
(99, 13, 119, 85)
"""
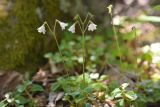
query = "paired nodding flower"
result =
(37, 15, 97, 84)
(68, 21, 97, 33)
(37, 20, 97, 34)
(37, 20, 68, 34)
(5, 93, 14, 103)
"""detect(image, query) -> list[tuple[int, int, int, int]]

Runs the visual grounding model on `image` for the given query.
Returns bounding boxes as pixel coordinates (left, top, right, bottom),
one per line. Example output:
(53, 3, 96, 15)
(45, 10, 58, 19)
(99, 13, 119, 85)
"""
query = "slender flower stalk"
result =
(38, 21, 69, 75)
(70, 13, 97, 85)
(132, 26, 140, 82)
(82, 30, 86, 85)
(107, 5, 123, 67)
(132, 27, 138, 58)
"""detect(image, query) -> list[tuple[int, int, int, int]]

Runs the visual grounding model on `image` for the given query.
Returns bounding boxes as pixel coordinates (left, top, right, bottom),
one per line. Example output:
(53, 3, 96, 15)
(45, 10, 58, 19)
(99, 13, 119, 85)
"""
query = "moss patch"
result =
(0, 0, 64, 71)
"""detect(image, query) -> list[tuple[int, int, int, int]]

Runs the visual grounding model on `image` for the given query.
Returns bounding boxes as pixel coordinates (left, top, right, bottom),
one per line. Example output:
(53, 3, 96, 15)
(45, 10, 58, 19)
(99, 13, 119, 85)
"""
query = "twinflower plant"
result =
(107, 5, 123, 67)
(68, 13, 97, 84)
(37, 20, 69, 75)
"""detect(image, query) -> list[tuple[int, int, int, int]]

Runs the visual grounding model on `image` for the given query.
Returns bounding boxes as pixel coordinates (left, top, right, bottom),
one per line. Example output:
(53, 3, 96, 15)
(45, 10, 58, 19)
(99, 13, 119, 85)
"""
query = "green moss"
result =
(0, 0, 39, 70)
(0, 0, 63, 71)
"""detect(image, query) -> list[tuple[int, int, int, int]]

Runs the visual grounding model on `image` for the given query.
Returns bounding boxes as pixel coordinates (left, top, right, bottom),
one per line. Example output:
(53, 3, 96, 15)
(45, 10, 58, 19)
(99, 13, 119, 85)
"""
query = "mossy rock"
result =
(0, 0, 65, 71)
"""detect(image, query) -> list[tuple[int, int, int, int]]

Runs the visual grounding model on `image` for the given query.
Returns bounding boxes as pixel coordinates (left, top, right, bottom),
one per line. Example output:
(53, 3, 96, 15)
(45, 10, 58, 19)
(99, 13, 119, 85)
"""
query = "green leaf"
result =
(111, 88, 121, 97)
(123, 31, 136, 41)
(85, 103, 92, 107)
(141, 53, 152, 62)
(0, 101, 7, 107)
(91, 83, 107, 91)
(53, 53, 63, 63)
(51, 82, 60, 92)
(75, 94, 84, 103)
(31, 84, 44, 92)
(84, 86, 93, 94)
(17, 81, 31, 93)
(17, 85, 26, 93)
(119, 99, 124, 106)
(125, 91, 137, 101)
(121, 83, 129, 90)
(115, 93, 122, 98)
(15, 96, 29, 105)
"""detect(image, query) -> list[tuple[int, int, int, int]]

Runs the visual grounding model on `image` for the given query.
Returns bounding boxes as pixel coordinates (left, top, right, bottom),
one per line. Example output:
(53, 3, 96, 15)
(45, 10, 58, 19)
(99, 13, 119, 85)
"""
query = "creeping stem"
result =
(44, 21, 69, 75)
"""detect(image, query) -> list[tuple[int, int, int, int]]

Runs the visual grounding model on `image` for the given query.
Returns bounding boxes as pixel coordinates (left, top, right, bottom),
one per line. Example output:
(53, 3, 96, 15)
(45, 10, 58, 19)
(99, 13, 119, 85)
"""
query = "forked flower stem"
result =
(44, 21, 69, 75)
(74, 13, 92, 85)
(83, 12, 90, 25)
(77, 21, 86, 85)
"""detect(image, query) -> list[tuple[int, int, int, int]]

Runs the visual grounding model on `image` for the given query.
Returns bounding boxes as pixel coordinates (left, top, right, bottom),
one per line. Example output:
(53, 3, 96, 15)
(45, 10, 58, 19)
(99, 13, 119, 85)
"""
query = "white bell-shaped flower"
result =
(37, 24, 46, 34)
(5, 93, 10, 99)
(90, 73, 99, 79)
(58, 21, 68, 30)
(5, 93, 14, 103)
(68, 23, 76, 33)
(88, 22, 97, 31)
(77, 57, 83, 64)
